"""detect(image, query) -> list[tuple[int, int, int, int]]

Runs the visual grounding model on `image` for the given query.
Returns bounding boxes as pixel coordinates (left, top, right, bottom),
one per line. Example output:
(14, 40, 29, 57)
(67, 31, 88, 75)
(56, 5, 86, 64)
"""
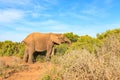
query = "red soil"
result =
(0, 56, 54, 80)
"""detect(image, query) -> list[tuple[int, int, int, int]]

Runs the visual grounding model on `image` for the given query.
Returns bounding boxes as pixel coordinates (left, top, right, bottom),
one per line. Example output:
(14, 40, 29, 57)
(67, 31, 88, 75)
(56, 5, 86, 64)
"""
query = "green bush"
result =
(97, 28, 120, 40)
(68, 35, 101, 53)
(54, 44, 68, 56)
(43, 29, 120, 80)
(41, 74, 51, 80)
(64, 32, 79, 42)
(0, 41, 25, 58)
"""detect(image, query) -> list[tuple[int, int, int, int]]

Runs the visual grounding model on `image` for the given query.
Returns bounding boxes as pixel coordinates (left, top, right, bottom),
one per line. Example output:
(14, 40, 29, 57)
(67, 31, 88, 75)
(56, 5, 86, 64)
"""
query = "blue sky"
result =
(0, 0, 120, 42)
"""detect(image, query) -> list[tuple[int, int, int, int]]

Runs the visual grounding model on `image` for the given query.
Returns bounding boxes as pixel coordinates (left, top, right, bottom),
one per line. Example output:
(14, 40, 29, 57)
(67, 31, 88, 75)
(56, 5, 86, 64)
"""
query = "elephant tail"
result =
(21, 40, 30, 46)
(21, 40, 26, 44)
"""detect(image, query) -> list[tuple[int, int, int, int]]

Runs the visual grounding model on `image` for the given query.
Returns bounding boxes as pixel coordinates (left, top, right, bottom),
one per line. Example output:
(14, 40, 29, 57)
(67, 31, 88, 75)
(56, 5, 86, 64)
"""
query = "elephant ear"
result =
(50, 33, 61, 44)
(56, 34, 64, 43)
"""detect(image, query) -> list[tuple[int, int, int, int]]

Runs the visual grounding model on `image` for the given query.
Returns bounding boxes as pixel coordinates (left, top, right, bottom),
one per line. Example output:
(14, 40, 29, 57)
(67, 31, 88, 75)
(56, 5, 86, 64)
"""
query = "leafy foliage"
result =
(0, 41, 25, 58)
(64, 32, 79, 42)
(68, 35, 101, 53)
(54, 44, 68, 56)
(41, 74, 51, 80)
(97, 28, 120, 40)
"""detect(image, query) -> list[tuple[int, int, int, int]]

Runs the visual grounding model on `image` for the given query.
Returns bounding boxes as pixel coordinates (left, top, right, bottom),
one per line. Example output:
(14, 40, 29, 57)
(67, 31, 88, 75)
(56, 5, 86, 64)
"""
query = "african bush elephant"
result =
(22, 32, 71, 64)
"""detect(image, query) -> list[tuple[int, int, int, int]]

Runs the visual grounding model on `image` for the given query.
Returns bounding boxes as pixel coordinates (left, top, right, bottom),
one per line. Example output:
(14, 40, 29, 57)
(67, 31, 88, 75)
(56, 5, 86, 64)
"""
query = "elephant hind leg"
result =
(23, 48, 28, 63)
(28, 49, 34, 64)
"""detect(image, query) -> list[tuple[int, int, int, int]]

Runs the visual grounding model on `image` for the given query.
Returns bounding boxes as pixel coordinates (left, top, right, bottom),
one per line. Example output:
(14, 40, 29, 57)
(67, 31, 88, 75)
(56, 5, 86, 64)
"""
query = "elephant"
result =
(22, 32, 71, 64)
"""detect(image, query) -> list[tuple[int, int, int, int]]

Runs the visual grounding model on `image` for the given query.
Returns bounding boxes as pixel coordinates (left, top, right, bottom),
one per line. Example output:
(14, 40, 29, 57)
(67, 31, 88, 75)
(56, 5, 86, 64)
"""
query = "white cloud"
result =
(15, 27, 33, 32)
(0, 0, 32, 6)
(0, 9, 24, 23)
(104, 0, 113, 4)
(70, 13, 92, 20)
(80, 0, 112, 18)
(0, 0, 119, 42)
(0, 31, 28, 42)
(81, 6, 108, 18)
(1, 18, 120, 42)
(31, 13, 51, 18)
(43, 0, 59, 5)
(0, 0, 47, 13)
(11, 19, 73, 33)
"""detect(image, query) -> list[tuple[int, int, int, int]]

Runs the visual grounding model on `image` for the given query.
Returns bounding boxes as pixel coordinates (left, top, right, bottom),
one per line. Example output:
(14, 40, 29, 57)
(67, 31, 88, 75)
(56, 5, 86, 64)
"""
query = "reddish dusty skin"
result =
(22, 32, 63, 64)
(22, 32, 71, 64)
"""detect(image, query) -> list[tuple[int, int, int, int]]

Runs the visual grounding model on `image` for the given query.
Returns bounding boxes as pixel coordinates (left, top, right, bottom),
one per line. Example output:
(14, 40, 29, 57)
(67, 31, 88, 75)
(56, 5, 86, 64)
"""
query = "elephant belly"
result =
(35, 44, 47, 52)
(35, 49, 46, 52)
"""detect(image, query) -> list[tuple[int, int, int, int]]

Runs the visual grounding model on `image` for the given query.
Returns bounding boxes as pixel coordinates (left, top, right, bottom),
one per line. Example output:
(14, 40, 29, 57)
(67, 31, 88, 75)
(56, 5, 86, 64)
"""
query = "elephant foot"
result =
(45, 57, 51, 61)
(28, 60, 34, 64)
(22, 59, 27, 63)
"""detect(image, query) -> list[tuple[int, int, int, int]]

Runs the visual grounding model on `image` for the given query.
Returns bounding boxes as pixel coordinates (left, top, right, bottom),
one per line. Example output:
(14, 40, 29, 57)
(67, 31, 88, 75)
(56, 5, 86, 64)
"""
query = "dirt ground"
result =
(0, 56, 54, 80)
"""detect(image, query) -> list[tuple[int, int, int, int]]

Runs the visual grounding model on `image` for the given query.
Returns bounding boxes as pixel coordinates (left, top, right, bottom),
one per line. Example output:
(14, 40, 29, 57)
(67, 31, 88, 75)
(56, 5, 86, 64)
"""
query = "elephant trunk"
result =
(21, 40, 25, 44)
(68, 39, 71, 44)
(64, 38, 71, 48)
(65, 38, 71, 44)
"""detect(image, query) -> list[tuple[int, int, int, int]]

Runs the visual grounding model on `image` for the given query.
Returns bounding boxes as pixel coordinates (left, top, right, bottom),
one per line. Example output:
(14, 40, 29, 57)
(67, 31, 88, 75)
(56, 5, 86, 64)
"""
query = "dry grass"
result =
(62, 50, 120, 80)
(43, 49, 120, 80)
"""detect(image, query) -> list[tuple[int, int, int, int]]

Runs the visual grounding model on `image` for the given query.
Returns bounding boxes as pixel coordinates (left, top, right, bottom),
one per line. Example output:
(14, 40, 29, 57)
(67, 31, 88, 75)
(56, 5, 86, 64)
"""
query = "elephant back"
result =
(22, 32, 38, 45)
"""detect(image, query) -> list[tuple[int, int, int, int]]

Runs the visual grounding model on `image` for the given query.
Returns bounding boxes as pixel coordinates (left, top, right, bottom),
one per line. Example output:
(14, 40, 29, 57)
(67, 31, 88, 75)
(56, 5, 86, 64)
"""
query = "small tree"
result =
(0, 41, 25, 58)
(97, 28, 120, 40)
(68, 35, 101, 53)
(64, 32, 79, 42)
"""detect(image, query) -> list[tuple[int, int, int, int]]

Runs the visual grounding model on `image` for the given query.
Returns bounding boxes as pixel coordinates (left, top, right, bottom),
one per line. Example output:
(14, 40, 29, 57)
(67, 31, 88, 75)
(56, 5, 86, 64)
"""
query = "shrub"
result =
(41, 74, 51, 80)
(43, 29, 120, 80)
(97, 33, 120, 57)
(48, 49, 120, 80)
(97, 28, 120, 40)
(68, 35, 101, 53)
(64, 32, 79, 42)
(54, 44, 68, 56)
(0, 41, 25, 58)
(35, 55, 46, 62)
(62, 50, 120, 80)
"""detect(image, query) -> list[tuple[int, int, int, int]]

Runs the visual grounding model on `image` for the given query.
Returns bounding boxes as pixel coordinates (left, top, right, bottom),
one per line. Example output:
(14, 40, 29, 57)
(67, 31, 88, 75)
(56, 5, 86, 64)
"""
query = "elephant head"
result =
(49, 33, 62, 45)
(56, 34, 71, 44)
(50, 33, 71, 56)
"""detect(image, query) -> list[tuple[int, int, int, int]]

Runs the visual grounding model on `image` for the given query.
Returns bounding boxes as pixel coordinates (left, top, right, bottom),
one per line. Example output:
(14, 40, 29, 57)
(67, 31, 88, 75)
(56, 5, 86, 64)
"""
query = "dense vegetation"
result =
(64, 32, 79, 42)
(0, 41, 24, 58)
(0, 28, 120, 80)
(41, 28, 120, 80)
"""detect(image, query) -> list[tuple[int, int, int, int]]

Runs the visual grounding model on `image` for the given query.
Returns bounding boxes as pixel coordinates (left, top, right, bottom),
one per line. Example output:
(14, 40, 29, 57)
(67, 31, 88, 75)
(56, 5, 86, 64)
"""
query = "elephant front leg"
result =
(51, 47, 55, 57)
(46, 48, 52, 59)
(46, 43, 53, 59)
